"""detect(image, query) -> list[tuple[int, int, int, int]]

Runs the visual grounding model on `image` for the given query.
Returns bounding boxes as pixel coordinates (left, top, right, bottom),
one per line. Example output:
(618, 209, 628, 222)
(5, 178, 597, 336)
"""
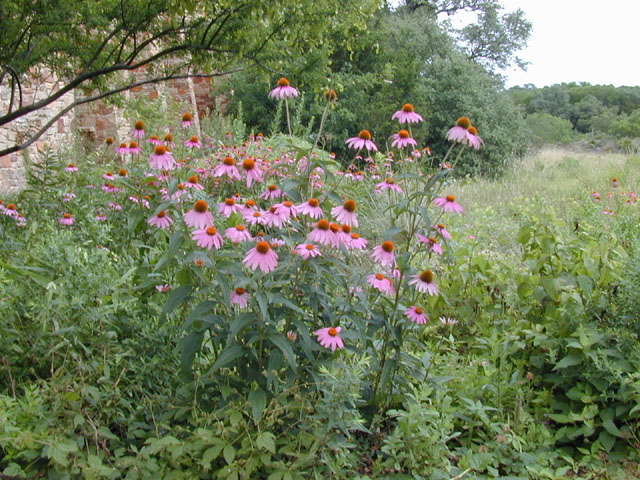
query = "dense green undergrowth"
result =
(1, 122, 639, 478)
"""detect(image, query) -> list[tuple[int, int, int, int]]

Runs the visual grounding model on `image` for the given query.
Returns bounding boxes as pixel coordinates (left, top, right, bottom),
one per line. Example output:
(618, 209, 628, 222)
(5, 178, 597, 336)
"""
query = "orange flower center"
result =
(134, 120, 145, 130)
(236, 225, 245, 231)
(375, 273, 384, 280)
(223, 156, 235, 166)
(243, 158, 255, 171)
(308, 198, 319, 207)
(256, 241, 271, 254)
(402, 103, 414, 113)
(194, 200, 208, 213)
(317, 219, 330, 230)
(189, 136, 199, 143)
(358, 130, 372, 140)
(269, 206, 277, 214)
(343, 199, 356, 212)
(154, 145, 167, 155)
(437, 223, 445, 229)
(165, 134, 173, 141)
(467, 126, 478, 135)
(206, 226, 217, 235)
(381, 241, 394, 253)
(63, 213, 72, 219)
(188, 175, 199, 184)
(445, 195, 456, 202)
(245, 199, 256, 208)
(253, 211, 262, 218)
(129, 141, 138, 148)
(268, 184, 278, 191)
(106, 137, 114, 144)
(306, 244, 315, 250)
(612, 177, 618, 182)
(420, 270, 434, 283)
(428, 237, 437, 244)
(329, 223, 340, 233)
(225, 198, 235, 206)
(351, 233, 360, 240)
(283, 201, 293, 208)
(157, 211, 166, 218)
(324, 89, 337, 101)
(235, 287, 246, 295)
(415, 307, 423, 314)
(456, 117, 471, 129)
(398, 130, 410, 139)
(7, 204, 16, 210)
(328, 327, 338, 337)
(182, 112, 193, 122)
(277, 77, 290, 87)
(119, 169, 127, 176)
(177, 184, 185, 190)
(106, 171, 113, 176)
(68, 163, 75, 168)
(341, 224, 352, 234)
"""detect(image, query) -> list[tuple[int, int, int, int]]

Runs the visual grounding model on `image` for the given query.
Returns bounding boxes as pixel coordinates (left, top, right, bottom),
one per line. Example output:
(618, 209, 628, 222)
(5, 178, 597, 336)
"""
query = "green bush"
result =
(524, 112, 575, 146)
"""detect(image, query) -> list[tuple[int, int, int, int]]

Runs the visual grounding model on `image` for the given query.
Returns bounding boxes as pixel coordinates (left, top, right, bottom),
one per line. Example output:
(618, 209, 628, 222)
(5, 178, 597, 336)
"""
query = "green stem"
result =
(285, 99, 292, 136)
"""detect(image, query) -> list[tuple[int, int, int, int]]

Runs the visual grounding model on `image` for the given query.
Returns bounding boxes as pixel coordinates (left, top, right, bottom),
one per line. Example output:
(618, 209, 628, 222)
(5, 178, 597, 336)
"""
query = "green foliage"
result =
(525, 112, 575, 146)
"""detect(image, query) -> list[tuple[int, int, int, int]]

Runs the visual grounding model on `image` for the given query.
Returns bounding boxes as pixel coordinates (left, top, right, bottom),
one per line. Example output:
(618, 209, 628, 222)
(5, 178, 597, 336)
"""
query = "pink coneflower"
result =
(434, 223, 452, 240)
(447, 116, 471, 143)
(391, 130, 417, 149)
(465, 126, 484, 150)
(612, 177, 620, 188)
(116, 143, 129, 154)
(348, 232, 368, 250)
(164, 133, 176, 148)
(440, 316, 458, 326)
(95, 212, 107, 221)
(371, 241, 396, 267)
(185, 175, 204, 190)
(58, 213, 75, 226)
(182, 112, 193, 129)
(416, 234, 443, 255)
(213, 156, 242, 181)
(108, 202, 122, 211)
(146, 135, 161, 146)
(184, 200, 213, 229)
(405, 306, 428, 324)
(296, 243, 322, 259)
(101, 182, 120, 194)
(128, 141, 142, 155)
(244, 209, 268, 226)
(4, 204, 18, 218)
(409, 270, 439, 296)
(264, 206, 288, 229)
(149, 145, 175, 170)
(225, 224, 252, 244)
(307, 219, 334, 246)
(103, 171, 115, 181)
(242, 157, 263, 187)
(192, 226, 224, 250)
(243, 241, 279, 273)
(274, 200, 299, 220)
(298, 198, 323, 219)
(62, 192, 76, 202)
(231, 287, 250, 308)
(434, 195, 463, 213)
(314, 326, 344, 352)
(268, 77, 299, 100)
(375, 177, 403, 194)
(65, 163, 79, 172)
(184, 135, 202, 149)
(261, 184, 283, 200)
(345, 130, 378, 152)
(242, 199, 257, 215)
(218, 198, 242, 217)
(331, 199, 358, 227)
(286, 330, 297, 341)
(391, 103, 424, 124)
(131, 120, 145, 139)
(156, 284, 171, 293)
(367, 273, 395, 296)
(118, 169, 128, 178)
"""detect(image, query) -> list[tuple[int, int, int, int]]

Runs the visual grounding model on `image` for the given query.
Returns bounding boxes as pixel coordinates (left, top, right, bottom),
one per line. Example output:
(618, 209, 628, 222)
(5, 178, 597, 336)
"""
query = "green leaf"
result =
(180, 331, 204, 373)
(161, 285, 193, 322)
(553, 354, 583, 370)
(223, 444, 236, 465)
(268, 333, 297, 370)
(208, 346, 245, 374)
(127, 209, 144, 234)
(249, 389, 267, 425)
(541, 276, 560, 301)
(256, 432, 276, 453)
(153, 230, 184, 272)
(203, 442, 225, 464)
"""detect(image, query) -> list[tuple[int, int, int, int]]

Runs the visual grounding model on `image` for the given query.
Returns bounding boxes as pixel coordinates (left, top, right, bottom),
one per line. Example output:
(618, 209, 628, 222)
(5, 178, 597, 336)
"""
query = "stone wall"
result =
(0, 71, 216, 195)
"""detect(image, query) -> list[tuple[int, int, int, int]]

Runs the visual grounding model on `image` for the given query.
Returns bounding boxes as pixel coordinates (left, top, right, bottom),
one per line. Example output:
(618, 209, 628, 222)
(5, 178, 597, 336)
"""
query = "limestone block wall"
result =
(0, 72, 216, 195)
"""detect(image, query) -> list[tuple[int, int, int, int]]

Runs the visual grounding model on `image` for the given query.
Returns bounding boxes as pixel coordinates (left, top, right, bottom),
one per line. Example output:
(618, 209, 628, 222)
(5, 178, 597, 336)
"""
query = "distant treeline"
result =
(509, 83, 640, 145)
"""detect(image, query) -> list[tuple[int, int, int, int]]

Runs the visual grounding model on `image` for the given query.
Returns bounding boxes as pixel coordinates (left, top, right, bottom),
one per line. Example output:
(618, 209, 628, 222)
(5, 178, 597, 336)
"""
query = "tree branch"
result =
(0, 65, 254, 158)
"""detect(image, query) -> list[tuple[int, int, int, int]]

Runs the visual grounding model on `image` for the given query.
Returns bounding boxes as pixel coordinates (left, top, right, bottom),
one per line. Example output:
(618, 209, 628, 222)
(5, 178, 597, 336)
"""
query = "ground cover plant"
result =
(1, 81, 640, 479)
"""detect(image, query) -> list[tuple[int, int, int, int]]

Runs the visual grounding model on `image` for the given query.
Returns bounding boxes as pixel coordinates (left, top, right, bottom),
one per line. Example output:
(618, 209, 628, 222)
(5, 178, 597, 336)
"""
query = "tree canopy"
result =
(0, 0, 379, 156)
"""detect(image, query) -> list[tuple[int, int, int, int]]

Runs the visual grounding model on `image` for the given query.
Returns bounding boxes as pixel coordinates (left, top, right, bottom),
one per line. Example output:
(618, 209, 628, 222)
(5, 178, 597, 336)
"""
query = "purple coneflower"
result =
(391, 130, 417, 149)
(268, 77, 299, 100)
(433, 195, 463, 214)
(409, 270, 439, 296)
(128, 141, 142, 155)
(244, 209, 268, 226)
(184, 136, 202, 149)
(296, 243, 322, 259)
(164, 133, 176, 148)
(405, 306, 428, 324)
(298, 198, 323, 219)
(348, 232, 368, 250)
(345, 130, 378, 152)
(274, 201, 299, 220)
(182, 112, 193, 129)
(375, 177, 403, 194)
(331, 199, 358, 227)
(149, 145, 175, 171)
(185, 175, 204, 190)
(218, 198, 242, 217)
(131, 120, 145, 139)
(242, 158, 263, 188)
(184, 200, 213, 229)
(213, 156, 242, 180)
(371, 241, 396, 267)
(231, 287, 250, 308)
(192, 226, 224, 250)
(417, 234, 443, 255)
(307, 219, 334, 247)
(65, 163, 79, 172)
(243, 241, 279, 273)
(314, 326, 344, 352)
(367, 273, 395, 296)
(261, 184, 283, 201)
(434, 223, 452, 240)
(59, 213, 75, 226)
(225, 224, 252, 244)
(391, 103, 424, 124)
(146, 135, 161, 146)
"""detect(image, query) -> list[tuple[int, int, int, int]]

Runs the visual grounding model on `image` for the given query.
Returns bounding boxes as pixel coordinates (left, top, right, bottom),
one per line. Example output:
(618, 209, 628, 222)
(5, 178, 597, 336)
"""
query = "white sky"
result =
(497, 0, 640, 88)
